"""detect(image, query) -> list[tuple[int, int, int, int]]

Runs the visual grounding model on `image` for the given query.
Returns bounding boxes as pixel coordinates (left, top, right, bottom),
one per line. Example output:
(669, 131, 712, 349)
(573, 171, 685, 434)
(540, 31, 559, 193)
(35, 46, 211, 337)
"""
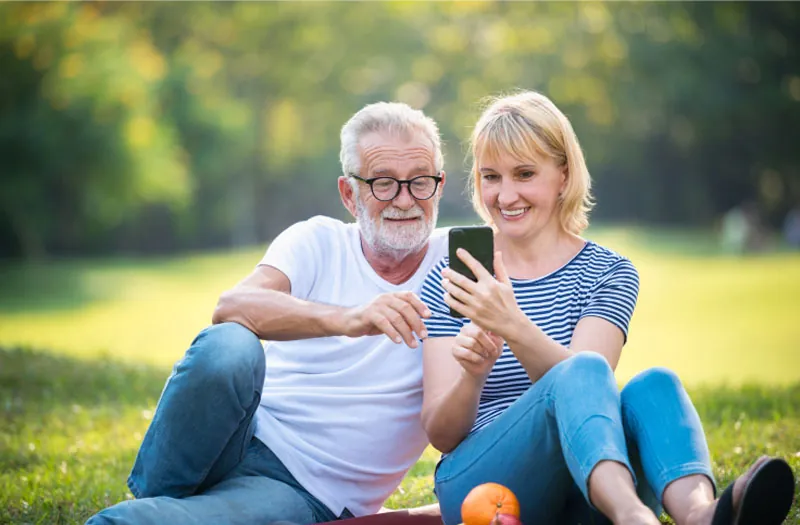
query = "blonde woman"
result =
(419, 92, 794, 525)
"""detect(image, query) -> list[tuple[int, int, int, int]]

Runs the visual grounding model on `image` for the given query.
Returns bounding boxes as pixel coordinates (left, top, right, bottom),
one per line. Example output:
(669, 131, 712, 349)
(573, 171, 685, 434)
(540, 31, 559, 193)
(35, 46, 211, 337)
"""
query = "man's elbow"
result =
(212, 290, 236, 325)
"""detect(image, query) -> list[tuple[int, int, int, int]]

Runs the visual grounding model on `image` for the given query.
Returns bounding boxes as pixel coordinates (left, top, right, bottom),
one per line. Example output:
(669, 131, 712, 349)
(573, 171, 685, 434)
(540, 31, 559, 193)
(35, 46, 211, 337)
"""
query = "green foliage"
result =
(0, 4, 188, 257)
(0, 3, 798, 258)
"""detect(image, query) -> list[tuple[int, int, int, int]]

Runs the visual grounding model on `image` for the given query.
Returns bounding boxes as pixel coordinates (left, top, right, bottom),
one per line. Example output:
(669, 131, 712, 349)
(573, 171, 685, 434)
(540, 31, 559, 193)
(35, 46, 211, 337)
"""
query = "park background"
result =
(0, 2, 798, 523)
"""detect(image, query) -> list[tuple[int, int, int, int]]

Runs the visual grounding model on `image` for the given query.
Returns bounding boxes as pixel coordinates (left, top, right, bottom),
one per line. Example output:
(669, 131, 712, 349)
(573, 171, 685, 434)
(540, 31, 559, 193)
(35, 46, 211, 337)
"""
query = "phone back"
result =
(448, 226, 494, 318)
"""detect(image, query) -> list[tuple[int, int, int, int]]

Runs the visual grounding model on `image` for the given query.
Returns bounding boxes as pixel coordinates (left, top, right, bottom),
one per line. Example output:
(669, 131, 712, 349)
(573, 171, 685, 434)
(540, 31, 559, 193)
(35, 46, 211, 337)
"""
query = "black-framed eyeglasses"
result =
(350, 174, 443, 202)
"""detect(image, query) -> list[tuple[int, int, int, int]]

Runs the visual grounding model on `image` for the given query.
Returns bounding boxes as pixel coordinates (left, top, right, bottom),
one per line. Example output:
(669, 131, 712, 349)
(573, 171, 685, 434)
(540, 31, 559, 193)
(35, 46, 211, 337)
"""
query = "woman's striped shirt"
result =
(420, 241, 640, 435)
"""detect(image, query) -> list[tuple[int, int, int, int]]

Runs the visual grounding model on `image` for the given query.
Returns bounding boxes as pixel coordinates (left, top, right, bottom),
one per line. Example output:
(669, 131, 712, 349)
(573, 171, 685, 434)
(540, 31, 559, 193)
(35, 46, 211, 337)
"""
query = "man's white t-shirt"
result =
(253, 215, 448, 517)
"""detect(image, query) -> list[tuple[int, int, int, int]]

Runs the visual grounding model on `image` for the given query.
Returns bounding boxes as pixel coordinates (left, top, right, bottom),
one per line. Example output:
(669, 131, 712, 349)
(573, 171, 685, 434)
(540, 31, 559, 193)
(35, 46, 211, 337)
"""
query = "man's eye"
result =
(373, 179, 395, 190)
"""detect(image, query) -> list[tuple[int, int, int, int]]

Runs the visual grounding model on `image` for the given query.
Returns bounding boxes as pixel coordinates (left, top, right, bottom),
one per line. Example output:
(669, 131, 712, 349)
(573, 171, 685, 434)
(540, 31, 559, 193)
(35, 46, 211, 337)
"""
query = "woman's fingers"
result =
(441, 267, 477, 292)
(493, 251, 511, 284)
(473, 328, 497, 352)
(455, 333, 490, 358)
(459, 324, 503, 359)
(443, 292, 471, 318)
(456, 247, 493, 281)
(442, 278, 471, 304)
(452, 345, 485, 365)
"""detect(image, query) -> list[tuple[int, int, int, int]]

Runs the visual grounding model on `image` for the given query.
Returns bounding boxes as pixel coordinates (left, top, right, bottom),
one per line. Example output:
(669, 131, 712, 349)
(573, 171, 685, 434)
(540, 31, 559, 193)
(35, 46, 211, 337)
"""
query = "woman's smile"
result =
(498, 207, 530, 221)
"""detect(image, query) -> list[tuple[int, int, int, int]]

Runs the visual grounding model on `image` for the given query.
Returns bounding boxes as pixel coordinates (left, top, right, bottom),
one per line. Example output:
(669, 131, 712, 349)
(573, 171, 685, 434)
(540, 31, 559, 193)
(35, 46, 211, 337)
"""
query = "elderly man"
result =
(87, 102, 448, 525)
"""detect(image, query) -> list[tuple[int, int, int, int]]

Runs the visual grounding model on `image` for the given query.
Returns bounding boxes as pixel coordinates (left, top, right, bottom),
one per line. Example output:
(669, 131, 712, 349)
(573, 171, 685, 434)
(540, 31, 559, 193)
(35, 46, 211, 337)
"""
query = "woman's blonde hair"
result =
(468, 91, 594, 235)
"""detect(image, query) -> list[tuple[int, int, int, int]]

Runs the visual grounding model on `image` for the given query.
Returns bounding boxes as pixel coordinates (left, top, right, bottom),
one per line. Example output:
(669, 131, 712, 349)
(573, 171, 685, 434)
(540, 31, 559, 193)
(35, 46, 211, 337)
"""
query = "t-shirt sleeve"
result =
(258, 219, 320, 300)
(579, 258, 640, 342)
(420, 257, 466, 337)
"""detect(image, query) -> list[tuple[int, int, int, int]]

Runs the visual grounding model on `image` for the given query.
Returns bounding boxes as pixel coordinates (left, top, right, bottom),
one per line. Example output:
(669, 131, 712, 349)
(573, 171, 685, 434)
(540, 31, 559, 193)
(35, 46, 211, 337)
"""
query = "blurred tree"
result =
(0, 3, 188, 258)
(0, 2, 797, 258)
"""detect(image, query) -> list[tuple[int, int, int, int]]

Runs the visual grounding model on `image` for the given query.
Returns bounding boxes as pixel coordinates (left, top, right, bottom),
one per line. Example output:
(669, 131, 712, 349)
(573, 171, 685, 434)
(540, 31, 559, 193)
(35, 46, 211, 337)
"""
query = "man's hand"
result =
(341, 291, 431, 348)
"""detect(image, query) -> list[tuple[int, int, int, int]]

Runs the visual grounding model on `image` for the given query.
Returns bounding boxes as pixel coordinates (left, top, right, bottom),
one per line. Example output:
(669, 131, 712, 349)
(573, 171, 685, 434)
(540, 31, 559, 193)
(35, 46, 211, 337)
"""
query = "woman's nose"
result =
(497, 181, 519, 206)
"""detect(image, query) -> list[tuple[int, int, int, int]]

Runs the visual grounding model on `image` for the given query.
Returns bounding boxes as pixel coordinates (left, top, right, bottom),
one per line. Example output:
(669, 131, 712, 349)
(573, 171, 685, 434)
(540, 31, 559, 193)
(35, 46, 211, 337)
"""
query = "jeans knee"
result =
(85, 510, 117, 525)
(559, 351, 614, 383)
(621, 367, 683, 407)
(549, 352, 617, 405)
(185, 322, 264, 384)
(85, 501, 151, 525)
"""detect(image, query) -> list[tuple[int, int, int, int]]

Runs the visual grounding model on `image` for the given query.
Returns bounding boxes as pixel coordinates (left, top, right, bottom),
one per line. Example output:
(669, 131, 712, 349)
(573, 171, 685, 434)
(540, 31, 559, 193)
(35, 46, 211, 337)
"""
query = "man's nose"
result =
(392, 184, 416, 210)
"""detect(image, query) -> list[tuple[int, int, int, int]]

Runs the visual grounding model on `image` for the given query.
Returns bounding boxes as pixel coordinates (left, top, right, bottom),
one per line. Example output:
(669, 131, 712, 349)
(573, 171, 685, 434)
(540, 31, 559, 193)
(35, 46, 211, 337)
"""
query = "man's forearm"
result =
(212, 287, 348, 341)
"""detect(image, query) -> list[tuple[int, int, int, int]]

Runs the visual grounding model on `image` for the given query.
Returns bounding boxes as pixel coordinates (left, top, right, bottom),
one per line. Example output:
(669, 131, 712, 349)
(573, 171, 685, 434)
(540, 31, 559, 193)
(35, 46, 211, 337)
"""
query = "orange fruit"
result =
(461, 482, 520, 525)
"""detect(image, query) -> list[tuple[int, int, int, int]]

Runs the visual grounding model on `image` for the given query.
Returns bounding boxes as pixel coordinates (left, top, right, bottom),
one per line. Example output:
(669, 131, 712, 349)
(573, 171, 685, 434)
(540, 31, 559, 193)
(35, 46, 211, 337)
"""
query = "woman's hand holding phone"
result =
(442, 249, 525, 341)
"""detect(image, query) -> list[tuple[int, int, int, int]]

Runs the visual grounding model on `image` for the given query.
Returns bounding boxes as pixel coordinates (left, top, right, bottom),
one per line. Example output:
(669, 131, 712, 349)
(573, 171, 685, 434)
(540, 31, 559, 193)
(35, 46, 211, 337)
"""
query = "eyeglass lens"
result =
(371, 177, 438, 201)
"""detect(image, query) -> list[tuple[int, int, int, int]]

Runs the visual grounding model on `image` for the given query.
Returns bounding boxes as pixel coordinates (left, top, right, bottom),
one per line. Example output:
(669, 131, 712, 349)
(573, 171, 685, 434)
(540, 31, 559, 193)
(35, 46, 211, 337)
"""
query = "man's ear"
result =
(338, 176, 358, 218)
(432, 170, 446, 202)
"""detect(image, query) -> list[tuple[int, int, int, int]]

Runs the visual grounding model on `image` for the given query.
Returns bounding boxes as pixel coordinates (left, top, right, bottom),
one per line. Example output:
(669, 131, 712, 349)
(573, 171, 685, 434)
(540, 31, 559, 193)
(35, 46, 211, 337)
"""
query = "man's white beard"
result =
(355, 197, 438, 260)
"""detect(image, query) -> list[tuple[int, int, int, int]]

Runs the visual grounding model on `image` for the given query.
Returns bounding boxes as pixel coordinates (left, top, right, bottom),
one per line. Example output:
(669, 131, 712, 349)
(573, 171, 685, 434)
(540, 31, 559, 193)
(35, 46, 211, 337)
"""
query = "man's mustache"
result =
(381, 207, 424, 220)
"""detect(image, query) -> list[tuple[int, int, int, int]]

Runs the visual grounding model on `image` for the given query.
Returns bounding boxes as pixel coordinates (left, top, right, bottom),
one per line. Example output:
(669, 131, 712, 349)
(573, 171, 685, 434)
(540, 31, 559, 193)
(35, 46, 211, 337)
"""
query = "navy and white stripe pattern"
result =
(421, 241, 640, 435)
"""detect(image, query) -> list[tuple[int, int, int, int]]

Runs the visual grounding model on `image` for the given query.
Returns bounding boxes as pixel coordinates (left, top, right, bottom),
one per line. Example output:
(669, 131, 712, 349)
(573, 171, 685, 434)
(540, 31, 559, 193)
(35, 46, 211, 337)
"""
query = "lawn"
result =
(1, 226, 799, 524)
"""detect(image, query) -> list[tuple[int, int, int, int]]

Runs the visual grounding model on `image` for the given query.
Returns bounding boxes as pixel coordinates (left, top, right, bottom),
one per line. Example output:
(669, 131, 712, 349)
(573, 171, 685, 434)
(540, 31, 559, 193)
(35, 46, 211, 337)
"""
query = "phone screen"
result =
(448, 226, 494, 318)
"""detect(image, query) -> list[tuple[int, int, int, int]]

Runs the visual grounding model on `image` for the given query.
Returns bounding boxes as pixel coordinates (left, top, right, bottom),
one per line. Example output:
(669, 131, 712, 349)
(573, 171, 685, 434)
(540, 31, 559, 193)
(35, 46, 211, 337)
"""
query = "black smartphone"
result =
(448, 226, 494, 318)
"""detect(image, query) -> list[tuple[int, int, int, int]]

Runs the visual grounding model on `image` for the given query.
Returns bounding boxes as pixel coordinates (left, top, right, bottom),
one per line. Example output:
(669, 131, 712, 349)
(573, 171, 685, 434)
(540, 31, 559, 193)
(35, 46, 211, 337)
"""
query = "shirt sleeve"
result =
(420, 257, 466, 337)
(579, 258, 640, 342)
(258, 219, 320, 300)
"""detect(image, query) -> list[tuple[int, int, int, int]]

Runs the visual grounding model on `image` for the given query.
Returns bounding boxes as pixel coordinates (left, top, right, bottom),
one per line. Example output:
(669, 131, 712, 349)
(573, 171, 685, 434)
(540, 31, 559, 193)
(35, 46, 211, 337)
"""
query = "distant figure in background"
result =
(720, 202, 763, 254)
(86, 102, 447, 524)
(782, 204, 800, 249)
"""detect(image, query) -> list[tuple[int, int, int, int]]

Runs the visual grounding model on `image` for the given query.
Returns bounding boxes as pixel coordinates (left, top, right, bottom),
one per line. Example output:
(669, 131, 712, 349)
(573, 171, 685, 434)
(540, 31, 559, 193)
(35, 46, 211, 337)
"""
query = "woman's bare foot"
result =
(683, 456, 771, 525)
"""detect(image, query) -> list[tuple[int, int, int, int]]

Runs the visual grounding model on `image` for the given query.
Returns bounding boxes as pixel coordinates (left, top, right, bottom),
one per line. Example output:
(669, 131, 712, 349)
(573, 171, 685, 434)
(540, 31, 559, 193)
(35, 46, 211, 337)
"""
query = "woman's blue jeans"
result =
(86, 323, 341, 525)
(434, 352, 716, 525)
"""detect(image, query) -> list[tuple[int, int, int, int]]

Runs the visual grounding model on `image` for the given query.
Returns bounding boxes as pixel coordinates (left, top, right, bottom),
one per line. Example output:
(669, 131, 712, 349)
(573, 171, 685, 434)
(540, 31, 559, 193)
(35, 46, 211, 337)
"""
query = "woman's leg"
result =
(562, 437, 661, 524)
(435, 352, 651, 525)
(620, 367, 717, 523)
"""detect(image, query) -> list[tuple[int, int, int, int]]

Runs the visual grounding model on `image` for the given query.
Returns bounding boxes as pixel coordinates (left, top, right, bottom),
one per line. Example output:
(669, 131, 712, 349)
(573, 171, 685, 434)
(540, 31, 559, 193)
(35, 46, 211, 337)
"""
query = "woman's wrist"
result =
(458, 367, 489, 389)
(503, 310, 538, 348)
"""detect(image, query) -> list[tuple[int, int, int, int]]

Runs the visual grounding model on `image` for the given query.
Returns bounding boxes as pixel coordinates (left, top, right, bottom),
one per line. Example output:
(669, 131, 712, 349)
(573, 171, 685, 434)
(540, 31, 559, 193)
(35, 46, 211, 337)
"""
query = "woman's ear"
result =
(559, 167, 568, 196)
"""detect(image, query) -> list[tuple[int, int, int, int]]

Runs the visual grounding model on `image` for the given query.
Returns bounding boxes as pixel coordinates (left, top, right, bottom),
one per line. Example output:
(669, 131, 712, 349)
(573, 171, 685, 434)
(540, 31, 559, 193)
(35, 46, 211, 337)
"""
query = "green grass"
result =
(1, 226, 799, 523)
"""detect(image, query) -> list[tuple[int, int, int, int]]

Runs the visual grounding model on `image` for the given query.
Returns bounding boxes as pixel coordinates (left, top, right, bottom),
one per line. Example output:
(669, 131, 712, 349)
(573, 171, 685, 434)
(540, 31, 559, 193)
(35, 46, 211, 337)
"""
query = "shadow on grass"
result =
(691, 383, 800, 423)
(0, 260, 101, 313)
(0, 346, 169, 418)
(0, 252, 236, 314)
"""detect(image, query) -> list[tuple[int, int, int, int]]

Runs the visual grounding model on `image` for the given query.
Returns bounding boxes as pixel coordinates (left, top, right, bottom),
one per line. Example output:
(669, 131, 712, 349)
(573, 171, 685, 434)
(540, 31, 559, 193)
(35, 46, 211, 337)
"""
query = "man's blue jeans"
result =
(434, 352, 716, 525)
(86, 323, 341, 525)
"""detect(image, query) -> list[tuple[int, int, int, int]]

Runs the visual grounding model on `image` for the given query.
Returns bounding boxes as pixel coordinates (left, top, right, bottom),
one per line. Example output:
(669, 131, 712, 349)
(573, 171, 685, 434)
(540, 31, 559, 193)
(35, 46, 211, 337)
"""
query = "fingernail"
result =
(421, 329, 428, 338)
(395, 337, 402, 344)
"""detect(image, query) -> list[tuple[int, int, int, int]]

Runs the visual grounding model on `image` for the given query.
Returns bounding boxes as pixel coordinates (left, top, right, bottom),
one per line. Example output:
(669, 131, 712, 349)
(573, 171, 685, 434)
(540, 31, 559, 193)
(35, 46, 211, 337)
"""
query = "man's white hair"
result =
(339, 102, 444, 183)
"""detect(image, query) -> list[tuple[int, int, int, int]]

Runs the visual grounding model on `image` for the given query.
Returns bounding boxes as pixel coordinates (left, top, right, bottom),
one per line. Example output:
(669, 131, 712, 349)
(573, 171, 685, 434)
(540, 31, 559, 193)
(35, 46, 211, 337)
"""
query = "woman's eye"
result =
(481, 173, 499, 181)
(518, 171, 535, 179)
